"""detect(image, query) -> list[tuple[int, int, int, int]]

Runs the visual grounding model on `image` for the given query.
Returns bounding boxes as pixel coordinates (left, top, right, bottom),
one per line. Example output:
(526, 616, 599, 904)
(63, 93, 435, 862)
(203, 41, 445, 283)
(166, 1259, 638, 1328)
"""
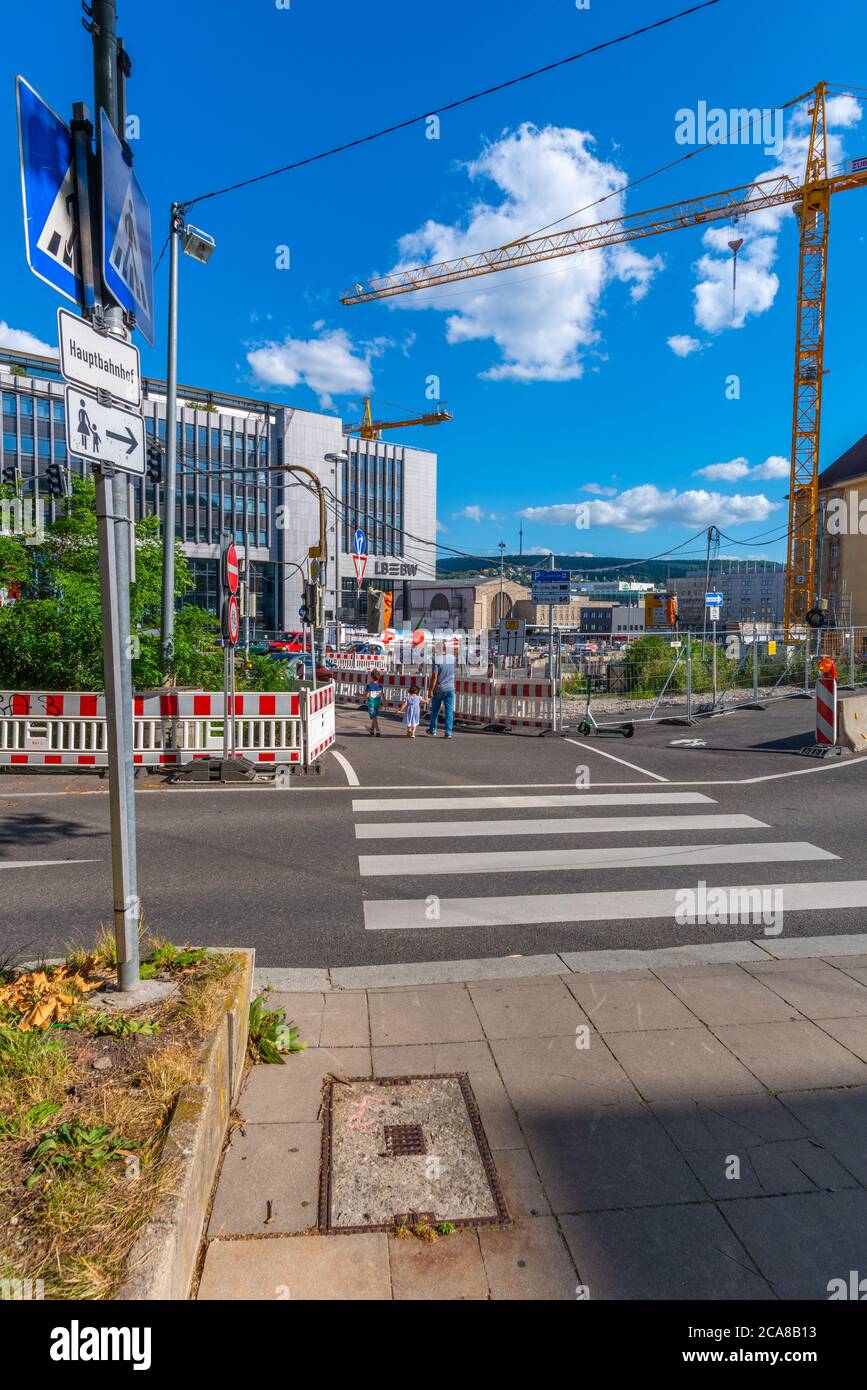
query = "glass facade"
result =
(340, 442, 403, 558)
(1, 357, 274, 633)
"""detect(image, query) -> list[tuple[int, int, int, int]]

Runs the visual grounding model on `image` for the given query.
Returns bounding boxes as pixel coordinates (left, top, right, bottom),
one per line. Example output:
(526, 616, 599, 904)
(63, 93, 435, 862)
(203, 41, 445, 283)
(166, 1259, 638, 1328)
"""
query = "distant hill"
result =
(435, 554, 784, 585)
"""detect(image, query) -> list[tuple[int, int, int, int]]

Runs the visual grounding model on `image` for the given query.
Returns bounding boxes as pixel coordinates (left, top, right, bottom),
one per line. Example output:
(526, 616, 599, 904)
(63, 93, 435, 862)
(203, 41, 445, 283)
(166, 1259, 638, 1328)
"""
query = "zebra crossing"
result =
(351, 787, 867, 933)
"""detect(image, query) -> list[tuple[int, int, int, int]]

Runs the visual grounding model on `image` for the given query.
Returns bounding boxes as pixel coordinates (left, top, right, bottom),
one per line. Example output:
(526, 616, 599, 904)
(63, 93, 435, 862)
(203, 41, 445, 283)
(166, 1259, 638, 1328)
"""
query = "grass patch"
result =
(0, 937, 245, 1300)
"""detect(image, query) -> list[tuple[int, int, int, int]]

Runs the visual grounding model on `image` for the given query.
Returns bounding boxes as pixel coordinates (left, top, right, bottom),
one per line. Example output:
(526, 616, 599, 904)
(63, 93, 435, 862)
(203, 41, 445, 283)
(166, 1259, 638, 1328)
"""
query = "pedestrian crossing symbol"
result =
(16, 76, 86, 305)
(100, 109, 154, 345)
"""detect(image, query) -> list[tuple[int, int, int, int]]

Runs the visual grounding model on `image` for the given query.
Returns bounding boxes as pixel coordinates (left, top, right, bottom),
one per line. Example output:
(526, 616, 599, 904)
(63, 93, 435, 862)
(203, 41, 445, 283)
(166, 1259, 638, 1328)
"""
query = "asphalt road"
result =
(2, 695, 866, 970)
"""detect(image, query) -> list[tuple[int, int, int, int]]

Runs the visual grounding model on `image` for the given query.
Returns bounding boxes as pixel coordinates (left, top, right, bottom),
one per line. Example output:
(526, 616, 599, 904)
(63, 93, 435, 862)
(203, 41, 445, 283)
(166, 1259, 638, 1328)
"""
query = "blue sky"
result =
(3, 0, 867, 566)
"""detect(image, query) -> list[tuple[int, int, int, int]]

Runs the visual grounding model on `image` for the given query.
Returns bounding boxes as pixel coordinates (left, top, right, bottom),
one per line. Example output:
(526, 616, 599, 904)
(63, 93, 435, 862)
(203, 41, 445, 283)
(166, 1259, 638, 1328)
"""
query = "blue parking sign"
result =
(16, 77, 85, 305)
(100, 110, 154, 345)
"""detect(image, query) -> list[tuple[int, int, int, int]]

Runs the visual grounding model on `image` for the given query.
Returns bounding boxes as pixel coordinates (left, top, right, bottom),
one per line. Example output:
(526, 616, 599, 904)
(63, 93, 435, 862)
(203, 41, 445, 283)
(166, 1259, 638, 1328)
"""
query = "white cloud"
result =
(751, 454, 790, 480)
(435, 519, 448, 533)
(694, 454, 789, 482)
(383, 124, 663, 382)
(694, 457, 751, 481)
(519, 484, 780, 533)
(452, 505, 501, 523)
(0, 322, 56, 356)
(582, 482, 617, 496)
(246, 327, 386, 408)
(667, 333, 702, 357)
(691, 92, 862, 332)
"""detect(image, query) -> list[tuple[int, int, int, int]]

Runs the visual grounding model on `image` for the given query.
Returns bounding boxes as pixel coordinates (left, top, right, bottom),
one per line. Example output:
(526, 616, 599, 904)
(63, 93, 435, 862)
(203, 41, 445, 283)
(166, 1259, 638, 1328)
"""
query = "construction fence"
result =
(0, 686, 336, 770)
(560, 627, 867, 729)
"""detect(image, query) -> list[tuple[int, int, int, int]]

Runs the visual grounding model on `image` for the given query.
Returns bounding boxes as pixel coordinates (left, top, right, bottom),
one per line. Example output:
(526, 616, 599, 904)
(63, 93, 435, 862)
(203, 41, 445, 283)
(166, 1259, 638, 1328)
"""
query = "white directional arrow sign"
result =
(63, 385, 145, 476)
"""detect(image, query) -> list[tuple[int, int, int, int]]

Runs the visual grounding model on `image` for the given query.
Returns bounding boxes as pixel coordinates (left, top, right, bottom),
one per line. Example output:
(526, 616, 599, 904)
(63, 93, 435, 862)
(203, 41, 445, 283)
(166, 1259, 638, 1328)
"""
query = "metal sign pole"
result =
(230, 645, 237, 757)
(222, 644, 229, 761)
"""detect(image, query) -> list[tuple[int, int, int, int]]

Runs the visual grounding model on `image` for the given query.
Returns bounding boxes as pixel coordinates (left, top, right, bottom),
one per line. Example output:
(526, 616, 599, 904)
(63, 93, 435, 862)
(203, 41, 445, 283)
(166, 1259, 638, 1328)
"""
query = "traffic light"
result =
(1, 462, 18, 487)
(44, 463, 66, 499)
(303, 579, 323, 628)
(146, 443, 162, 485)
(367, 587, 386, 634)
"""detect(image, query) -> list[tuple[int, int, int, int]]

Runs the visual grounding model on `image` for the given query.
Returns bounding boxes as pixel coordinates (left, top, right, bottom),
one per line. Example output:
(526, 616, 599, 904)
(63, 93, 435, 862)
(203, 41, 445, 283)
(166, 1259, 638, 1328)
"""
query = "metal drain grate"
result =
(384, 1123, 427, 1157)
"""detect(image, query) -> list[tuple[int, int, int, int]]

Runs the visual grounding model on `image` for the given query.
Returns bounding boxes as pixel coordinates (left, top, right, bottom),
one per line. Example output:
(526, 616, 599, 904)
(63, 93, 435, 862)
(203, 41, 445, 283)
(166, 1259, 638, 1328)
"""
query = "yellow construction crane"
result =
(343, 395, 453, 441)
(342, 83, 867, 635)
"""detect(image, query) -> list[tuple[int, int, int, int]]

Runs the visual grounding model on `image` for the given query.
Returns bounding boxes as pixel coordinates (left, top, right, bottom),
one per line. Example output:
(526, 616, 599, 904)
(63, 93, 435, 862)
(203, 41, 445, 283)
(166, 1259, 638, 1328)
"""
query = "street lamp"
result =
(160, 203, 216, 677)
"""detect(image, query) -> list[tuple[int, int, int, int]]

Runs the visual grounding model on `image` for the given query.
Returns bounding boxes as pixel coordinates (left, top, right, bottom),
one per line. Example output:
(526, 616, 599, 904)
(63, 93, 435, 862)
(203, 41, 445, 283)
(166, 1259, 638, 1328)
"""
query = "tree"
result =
(0, 477, 289, 693)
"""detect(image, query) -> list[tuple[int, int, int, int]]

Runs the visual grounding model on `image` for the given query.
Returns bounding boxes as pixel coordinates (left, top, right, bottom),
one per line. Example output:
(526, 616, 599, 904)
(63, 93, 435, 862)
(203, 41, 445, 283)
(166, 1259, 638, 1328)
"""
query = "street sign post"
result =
(705, 592, 723, 606)
(57, 307, 141, 407)
(100, 109, 154, 344)
(498, 616, 526, 658)
(63, 385, 145, 474)
(16, 77, 86, 306)
(222, 541, 240, 595)
(531, 568, 571, 604)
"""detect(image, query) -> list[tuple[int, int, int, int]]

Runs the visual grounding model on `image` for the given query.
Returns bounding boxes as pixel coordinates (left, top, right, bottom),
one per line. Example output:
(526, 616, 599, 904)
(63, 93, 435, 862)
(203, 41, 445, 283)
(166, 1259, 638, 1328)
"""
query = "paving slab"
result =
(491, 1147, 550, 1218)
(491, 1033, 638, 1110)
(818, 1015, 867, 1063)
(650, 1096, 809, 1153)
(468, 978, 587, 1039)
(479, 1216, 578, 1300)
(563, 975, 700, 1032)
(560, 1204, 774, 1301)
(254, 967, 330, 992)
(332, 954, 564, 990)
(518, 1103, 706, 1213)
(661, 971, 799, 1026)
(264, 991, 326, 1047)
(711, 1021, 867, 1091)
(602, 1026, 766, 1101)
(198, 1233, 390, 1300)
(684, 1137, 856, 1201)
(722, 1190, 867, 1300)
(779, 1086, 867, 1184)
(208, 1123, 320, 1236)
(388, 1229, 489, 1300)
(755, 968, 867, 1020)
(369, 984, 484, 1046)
(319, 991, 370, 1047)
(239, 1047, 372, 1124)
(763, 933, 867, 959)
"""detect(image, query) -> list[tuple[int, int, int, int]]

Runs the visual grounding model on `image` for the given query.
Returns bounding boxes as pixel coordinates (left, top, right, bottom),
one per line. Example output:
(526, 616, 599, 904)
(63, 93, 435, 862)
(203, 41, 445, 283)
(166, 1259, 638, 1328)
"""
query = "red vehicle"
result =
(268, 630, 307, 654)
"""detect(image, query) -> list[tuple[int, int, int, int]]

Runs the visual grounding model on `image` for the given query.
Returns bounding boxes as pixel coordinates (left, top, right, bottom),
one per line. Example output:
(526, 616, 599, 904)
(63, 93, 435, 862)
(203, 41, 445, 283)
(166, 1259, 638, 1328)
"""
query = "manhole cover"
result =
(319, 1074, 511, 1234)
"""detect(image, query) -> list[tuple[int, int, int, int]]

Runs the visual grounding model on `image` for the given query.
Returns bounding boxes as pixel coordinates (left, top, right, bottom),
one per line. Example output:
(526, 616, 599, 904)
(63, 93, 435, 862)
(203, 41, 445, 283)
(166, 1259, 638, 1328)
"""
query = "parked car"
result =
(340, 639, 387, 656)
(276, 651, 331, 682)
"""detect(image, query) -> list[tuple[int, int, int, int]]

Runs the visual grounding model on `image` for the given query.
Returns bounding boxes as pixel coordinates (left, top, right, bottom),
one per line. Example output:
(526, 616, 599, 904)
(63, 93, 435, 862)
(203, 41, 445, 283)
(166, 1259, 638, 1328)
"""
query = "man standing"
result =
(428, 652, 456, 738)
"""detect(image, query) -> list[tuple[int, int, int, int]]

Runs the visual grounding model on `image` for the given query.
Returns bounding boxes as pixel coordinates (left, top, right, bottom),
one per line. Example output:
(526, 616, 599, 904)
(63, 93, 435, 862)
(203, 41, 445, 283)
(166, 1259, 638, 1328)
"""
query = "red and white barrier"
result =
(331, 670, 557, 731)
(304, 683, 336, 764)
(0, 687, 333, 769)
(816, 673, 837, 745)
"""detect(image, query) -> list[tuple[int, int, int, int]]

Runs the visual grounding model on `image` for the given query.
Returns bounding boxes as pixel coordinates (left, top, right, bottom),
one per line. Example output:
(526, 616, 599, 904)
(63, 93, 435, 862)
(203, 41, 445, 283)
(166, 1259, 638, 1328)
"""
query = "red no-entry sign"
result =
(223, 543, 240, 595)
(222, 594, 240, 645)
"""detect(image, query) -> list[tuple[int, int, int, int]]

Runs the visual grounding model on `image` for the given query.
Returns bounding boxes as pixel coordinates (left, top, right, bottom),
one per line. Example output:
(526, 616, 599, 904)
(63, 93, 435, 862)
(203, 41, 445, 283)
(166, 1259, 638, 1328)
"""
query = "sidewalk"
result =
(197, 940, 867, 1301)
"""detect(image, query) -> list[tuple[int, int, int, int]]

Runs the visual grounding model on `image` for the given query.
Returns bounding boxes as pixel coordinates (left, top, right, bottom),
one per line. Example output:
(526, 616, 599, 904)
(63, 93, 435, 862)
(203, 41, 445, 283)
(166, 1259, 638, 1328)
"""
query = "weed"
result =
(26, 1122, 138, 1187)
(435, 1221, 456, 1236)
(145, 941, 207, 972)
(248, 995, 307, 1065)
(411, 1220, 438, 1243)
(92, 1015, 161, 1038)
(0, 1098, 61, 1139)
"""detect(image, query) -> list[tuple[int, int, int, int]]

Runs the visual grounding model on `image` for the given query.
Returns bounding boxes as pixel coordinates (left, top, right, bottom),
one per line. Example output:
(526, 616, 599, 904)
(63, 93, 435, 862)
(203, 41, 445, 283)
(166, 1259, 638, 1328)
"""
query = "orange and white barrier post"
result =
(816, 657, 838, 746)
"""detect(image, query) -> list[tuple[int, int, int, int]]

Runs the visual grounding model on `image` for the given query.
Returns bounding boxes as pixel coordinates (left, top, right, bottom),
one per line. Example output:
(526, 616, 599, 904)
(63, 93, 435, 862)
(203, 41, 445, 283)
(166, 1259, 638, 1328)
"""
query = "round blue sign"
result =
(353, 528, 366, 557)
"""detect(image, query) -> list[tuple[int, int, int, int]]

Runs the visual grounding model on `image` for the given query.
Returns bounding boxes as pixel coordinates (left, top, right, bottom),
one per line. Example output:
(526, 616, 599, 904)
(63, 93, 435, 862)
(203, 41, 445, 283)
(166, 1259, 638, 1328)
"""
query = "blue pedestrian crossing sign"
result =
(100, 110, 154, 345)
(16, 77, 85, 306)
(353, 528, 367, 557)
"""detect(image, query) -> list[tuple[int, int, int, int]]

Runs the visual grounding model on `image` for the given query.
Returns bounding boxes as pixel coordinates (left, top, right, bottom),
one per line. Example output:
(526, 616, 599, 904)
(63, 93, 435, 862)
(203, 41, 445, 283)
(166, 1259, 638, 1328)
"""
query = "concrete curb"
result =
(253, 933, 867, 992)
(116, 947, 255, 1302)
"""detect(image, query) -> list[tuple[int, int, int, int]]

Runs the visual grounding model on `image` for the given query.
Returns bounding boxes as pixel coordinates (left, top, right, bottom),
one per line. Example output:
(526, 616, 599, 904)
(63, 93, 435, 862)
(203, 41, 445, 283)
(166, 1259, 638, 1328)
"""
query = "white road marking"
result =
(364, 879, 867, 929)
(356, 813, 765, 841)
(329, 749, 359, 787)
(359, 841, 836, 877)
(352, 791, 715, 813)
(564, 737, 670, 782)
(0, 858, 100, 870)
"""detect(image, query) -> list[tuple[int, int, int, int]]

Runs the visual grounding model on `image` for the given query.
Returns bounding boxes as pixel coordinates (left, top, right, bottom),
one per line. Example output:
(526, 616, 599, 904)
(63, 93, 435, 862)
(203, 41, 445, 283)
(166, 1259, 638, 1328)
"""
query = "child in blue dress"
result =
(398, 682, 423, 738)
